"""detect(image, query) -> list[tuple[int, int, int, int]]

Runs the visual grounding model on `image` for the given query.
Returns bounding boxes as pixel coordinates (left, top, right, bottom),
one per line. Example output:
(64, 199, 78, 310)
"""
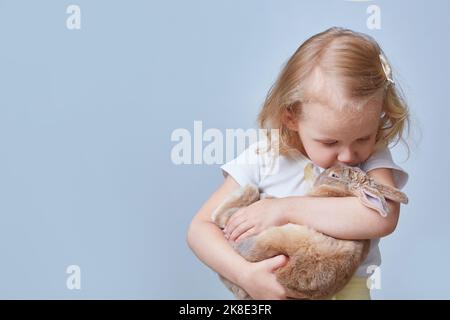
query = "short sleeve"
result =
(220, 142, 261, 187)
(359, 148, 409, 190)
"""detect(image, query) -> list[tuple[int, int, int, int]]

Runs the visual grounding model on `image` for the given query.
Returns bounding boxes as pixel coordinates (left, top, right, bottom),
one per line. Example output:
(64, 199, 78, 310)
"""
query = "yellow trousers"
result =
(328, 277, 371, 300)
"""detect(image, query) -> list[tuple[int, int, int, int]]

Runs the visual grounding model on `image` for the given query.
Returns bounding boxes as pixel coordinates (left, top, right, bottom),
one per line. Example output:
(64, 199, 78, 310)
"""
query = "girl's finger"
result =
(229, 222, 253, 242)
(235, 227, 256, 243)
(224, 211, 246, 234)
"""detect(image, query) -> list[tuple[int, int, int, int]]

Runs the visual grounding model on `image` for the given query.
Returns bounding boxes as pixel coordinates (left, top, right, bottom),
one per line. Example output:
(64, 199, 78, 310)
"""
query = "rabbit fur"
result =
(211, 164, 409, 300)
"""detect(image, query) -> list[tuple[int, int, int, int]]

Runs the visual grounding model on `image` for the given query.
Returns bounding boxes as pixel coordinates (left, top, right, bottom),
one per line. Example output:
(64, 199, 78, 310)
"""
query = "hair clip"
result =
(379, 53, 395, 85)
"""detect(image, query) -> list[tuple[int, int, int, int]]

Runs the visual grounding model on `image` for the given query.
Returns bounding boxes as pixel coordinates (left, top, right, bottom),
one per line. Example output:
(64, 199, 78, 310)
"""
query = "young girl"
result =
(187, 27, 409, 300)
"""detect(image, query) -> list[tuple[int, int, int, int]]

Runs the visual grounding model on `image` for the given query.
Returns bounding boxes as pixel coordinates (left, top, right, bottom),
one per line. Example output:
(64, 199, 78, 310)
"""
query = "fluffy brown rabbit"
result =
(211, 164, 409, 299)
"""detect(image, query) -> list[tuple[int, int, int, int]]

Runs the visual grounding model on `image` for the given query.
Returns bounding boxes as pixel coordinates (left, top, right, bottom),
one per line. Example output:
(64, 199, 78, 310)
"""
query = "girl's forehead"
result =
(298, 66, 384, 134)
(301, 67, 350, 105)
(302, 99, 381, 121)
(300, 100, 382, 136)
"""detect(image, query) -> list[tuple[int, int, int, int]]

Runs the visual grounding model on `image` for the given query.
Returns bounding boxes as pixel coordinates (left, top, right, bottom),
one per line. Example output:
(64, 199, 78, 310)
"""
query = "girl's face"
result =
(292, 97, 382, 169)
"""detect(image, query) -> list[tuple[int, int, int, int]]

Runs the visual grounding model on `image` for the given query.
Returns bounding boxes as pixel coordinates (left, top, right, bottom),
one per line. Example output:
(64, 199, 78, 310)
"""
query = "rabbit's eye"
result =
(330, 173, 339, 178)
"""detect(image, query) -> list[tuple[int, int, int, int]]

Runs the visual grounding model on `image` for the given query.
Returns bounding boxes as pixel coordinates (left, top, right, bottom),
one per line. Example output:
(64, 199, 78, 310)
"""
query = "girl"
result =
(187, 27, 409, 300)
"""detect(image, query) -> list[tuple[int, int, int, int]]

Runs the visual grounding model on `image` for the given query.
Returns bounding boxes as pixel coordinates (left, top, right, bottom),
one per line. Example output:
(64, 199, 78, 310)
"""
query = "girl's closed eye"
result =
(319, 135, 371, 147)
(357, 136, 371, 143)
(322, 141, 338, 146)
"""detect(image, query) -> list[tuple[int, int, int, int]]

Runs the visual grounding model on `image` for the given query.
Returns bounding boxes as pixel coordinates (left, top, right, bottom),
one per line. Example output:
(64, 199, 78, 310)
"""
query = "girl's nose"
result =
(337, 148, 358, 166)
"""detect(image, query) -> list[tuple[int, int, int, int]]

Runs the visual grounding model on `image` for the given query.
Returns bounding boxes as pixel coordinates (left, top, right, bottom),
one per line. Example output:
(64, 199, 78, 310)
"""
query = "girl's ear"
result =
(355, 186, 390, 217)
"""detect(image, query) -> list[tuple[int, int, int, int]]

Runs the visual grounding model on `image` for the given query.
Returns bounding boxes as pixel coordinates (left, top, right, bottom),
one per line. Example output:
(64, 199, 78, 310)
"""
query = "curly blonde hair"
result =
(257, 27, 410, 158)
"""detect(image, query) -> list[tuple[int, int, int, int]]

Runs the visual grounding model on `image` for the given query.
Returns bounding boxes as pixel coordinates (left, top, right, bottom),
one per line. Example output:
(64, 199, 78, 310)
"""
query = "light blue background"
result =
(0, 0, 448, 299)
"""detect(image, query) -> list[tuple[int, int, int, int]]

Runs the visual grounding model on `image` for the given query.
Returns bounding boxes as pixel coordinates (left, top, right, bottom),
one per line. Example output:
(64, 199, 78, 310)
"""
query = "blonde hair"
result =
(257, 27, 410, 158)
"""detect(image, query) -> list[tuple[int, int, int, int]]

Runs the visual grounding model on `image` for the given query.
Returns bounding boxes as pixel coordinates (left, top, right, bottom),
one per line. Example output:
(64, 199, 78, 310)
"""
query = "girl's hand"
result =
(238, 255, 289, 300)
(224, 197, 289, 242)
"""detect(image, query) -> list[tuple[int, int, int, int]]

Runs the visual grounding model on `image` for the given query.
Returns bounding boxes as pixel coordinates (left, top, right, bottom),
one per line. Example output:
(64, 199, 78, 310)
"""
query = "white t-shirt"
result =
(220, 141, 408, 278)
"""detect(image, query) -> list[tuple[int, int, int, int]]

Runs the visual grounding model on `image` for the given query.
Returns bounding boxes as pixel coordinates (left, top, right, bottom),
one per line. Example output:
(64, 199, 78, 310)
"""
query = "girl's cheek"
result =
(361, 143, 376, 159)
(318, 146, 334, 158)
(313, 148, 335, 167)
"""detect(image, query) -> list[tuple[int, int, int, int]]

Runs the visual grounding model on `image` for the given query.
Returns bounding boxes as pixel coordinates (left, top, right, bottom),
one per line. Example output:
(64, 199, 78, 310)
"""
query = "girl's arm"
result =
(187, 176, 288, 299)
(283, 168, 401, 240)
(186, 176, 249, 285)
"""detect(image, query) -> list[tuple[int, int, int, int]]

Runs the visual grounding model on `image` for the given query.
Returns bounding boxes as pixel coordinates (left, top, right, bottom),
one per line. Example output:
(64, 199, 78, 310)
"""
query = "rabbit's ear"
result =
(355, 186, 390, 217)
(375, 183, 409, 205)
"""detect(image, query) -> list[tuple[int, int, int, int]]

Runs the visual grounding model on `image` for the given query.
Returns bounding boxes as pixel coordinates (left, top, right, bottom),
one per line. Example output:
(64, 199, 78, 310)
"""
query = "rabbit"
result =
(211, 164, 409, 300)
